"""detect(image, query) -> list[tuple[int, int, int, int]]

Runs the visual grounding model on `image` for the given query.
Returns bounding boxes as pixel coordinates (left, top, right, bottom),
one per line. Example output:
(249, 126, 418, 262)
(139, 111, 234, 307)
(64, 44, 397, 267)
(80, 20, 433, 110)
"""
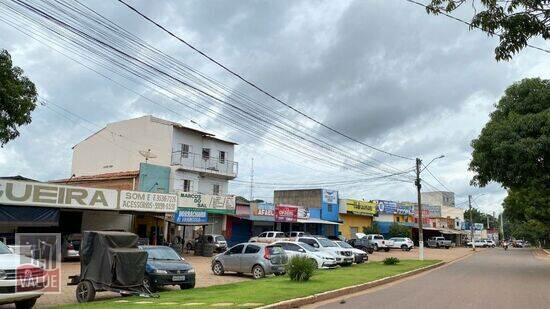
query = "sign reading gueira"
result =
(0, 180, 118, 210)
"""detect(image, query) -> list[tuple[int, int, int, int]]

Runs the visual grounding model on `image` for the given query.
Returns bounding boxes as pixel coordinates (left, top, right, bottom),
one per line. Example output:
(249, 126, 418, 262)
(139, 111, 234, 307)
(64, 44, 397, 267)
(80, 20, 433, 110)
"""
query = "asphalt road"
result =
(315, 248, 550, 309)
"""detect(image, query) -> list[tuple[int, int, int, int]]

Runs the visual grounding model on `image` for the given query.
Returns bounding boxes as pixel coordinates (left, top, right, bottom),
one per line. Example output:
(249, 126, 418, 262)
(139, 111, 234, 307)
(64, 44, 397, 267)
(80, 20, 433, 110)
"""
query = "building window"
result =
(396, 217, 400, 222)
(202, 148, 210, 159)
(327, 204, 333, 212)
(180, 144, 190, 158)
(183, 180, 192, 192)
(213, 184, 220, 195)
(219, 151, 226, 163)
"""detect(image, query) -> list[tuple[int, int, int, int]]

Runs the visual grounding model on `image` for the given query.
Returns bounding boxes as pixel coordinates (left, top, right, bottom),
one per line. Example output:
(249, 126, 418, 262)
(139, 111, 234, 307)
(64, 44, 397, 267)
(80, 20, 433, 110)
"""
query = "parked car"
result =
(512, 240, 525, 248)
(274, 241, 338, 268)
(139, 245, 195, 292)
(62, 233, 82, 261)
(347, 238, 374, 254)
(389, 237, 414, 251)
(333, 240, 368, 263)
(363, 234, 393, 252)
(0, 241, 47, 309)
(297, 236, 354, 266)
(285, 231, 310, 238)
(466, 240, 487, 248)
(485, 240, 496, 248)
(186, 234, 228, 252)
(212, 243, 288, 279)
(249, 231, 289, 243)
(427, 237, 452, 249)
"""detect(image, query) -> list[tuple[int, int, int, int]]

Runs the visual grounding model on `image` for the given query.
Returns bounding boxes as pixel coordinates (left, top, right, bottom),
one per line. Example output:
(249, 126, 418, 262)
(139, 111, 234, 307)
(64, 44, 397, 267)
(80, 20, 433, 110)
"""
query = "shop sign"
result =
(297, 206, 310, 219)
(175, 208, 208, 223)
(396, 204, 414, 216)
(377, 200, 397, 214)
(413, 204, 441, 218)
(177, 192, 236, 214)
(345, 199, 376, 216)
(250, 202, 275, 221)
(235, 205, 250, 217)
(275, 204, 298, 222)
(119, 190, 177, 213)
(0, 180, 117, 210)
(322, 189, 338, 204)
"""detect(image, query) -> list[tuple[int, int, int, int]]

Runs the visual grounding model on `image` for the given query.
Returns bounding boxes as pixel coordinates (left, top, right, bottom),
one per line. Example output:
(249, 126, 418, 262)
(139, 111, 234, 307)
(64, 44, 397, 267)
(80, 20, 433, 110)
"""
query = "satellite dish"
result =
(139, 149, 157, 163)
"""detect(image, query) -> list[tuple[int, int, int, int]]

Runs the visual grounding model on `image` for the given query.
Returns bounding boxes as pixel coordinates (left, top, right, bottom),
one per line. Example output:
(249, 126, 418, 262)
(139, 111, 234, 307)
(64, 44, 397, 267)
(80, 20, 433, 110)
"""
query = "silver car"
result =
(211, 242, 288, 279)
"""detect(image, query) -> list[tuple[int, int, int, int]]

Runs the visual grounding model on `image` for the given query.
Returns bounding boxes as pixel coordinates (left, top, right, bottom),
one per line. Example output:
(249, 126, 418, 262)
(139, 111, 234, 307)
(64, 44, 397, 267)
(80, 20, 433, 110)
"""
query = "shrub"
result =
(286, 256, 316, 281)
(383, 257, 400, 265)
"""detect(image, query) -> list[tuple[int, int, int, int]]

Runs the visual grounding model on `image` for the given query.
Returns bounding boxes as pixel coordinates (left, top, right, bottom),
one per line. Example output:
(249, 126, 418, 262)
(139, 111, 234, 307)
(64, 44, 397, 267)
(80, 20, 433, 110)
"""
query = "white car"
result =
(485, 240, 496, 248)
(467, 240, 488, 247)
(389, 237, 414, 251)
(0, 241, 47, 309)
(297, 237, 354, 266)
(363, 234, 394, 252)
(274, 241, 338, 268)
(334, 241, 368, 263)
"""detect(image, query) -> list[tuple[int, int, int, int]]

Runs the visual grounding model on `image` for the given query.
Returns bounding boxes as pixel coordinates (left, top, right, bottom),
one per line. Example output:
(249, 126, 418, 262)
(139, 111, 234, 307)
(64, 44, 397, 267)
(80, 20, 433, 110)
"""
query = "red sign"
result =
(275, 204, 298, 222)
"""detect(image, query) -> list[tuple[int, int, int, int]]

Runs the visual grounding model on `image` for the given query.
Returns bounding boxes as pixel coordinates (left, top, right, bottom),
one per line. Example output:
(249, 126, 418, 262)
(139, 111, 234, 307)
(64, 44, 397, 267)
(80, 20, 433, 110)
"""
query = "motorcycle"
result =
(503, 242, 508, 250)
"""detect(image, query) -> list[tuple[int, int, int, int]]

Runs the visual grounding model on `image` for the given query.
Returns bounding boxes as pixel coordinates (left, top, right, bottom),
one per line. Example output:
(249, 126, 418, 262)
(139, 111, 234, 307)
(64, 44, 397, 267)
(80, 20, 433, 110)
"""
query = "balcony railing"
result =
(171, 151, 238, 178)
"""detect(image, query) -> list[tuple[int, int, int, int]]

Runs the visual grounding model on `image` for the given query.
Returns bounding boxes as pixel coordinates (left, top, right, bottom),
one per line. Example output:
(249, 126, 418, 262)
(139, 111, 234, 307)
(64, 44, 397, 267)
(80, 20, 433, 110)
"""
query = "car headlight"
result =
(187, 268, 195, 274)
(154, 269, 168, 274)
(0, 270, 6, 280)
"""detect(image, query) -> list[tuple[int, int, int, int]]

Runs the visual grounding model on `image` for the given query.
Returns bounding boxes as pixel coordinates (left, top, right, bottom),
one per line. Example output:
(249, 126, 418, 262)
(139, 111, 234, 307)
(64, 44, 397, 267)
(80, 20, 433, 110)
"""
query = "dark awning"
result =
(0, 205, 59, 227)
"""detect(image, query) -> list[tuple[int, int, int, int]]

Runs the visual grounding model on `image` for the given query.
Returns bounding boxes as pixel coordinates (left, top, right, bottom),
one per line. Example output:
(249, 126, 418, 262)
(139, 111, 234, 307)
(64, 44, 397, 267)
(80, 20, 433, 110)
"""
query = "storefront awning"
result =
(296, 218, 341, 225)
(0, 205, 59, 227)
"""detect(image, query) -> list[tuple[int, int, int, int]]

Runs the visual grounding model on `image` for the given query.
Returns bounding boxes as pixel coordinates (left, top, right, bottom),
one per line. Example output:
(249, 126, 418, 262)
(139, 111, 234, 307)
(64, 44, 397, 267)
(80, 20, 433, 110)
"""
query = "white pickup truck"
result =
(361, 234, 394, 252)
(0, 241, 47, 308)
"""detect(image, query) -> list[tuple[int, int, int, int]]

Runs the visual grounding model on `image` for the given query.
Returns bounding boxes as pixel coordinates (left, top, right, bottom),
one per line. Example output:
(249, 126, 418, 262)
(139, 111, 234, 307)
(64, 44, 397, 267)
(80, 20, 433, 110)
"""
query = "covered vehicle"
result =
(70, 231, 149, 303)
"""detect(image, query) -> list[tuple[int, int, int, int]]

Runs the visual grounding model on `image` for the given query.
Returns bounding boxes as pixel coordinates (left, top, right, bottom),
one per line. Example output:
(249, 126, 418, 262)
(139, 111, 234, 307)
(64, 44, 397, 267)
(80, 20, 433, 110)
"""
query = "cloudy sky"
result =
(0, 0, 548, 215)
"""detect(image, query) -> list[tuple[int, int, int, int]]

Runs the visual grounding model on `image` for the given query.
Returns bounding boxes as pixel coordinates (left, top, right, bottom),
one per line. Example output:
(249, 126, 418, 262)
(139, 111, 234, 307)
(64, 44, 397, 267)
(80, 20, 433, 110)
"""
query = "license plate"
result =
(172, 275, 185, 281)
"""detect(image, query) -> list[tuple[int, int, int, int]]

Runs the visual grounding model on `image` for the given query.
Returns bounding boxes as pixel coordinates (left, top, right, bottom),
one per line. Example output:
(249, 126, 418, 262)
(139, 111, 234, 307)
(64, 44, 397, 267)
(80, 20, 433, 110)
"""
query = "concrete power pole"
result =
(415, 158, 424, 261)
(500, 212, 505, 240)
(469, 195, 475, 251)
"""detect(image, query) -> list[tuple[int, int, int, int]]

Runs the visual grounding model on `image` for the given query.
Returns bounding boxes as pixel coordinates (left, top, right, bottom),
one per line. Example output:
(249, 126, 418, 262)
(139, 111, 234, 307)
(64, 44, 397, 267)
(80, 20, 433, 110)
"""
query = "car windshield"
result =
(318, 238, 337, 247)
(215, 236, 226, 242)
(374, 235, 383, 240)
(336, 241, 353, 248)
(299, 242, 319, 252)
(0, 242, 11, 254)
(144, 247, 181, 260)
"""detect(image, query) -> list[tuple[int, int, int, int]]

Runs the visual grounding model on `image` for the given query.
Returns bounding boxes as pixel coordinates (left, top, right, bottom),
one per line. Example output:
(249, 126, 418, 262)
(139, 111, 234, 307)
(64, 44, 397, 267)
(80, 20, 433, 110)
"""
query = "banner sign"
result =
(275, 204, 298, 222)
(413, 204, 441, 218)
(177, 192, 236, 214)
(344, 199, 376, 216)
(250, 202, 275, 221)
(396, 204, 414, 216)
(0, 180, 117, 210)
(175, 208, 208, 223)
(297, 206, 310, 219)
(377, 200, 397, 214)
(235, 205, 250, 217)
(322, 189, 338, 204)
(119, 190, 176, 213)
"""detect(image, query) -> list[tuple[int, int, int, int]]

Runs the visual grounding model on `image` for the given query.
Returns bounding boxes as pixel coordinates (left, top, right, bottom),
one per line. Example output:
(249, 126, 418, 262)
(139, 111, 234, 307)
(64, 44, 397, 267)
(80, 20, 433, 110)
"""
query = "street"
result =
(314, 248, 550, 309)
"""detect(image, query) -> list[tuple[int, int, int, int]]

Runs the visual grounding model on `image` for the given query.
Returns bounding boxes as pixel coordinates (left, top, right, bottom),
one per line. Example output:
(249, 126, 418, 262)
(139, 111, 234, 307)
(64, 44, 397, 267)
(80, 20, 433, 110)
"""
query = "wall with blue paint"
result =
(138, 163, 170, 193)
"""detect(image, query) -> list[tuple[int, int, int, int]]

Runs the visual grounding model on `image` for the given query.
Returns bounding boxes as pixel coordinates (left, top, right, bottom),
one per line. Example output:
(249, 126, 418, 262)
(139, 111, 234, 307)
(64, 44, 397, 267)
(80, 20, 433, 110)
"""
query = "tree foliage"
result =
(464, 208, 498, 229)
(363, 222, 380, 235)
(388, 223, 412, 238)
(426, 1, 550, 61)
(469, 78, 549, 188)
(0, 49, 37, 147)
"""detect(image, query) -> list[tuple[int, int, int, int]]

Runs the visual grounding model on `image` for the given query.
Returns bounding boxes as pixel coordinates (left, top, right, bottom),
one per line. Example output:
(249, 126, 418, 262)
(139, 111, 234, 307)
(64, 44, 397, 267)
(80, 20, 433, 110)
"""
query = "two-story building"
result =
(70, 115, 238, 238)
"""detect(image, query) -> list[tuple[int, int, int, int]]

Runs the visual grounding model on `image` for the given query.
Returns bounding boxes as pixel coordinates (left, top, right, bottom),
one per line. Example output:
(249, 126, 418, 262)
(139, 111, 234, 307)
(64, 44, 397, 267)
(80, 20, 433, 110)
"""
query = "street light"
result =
(415, 154, 445, 261)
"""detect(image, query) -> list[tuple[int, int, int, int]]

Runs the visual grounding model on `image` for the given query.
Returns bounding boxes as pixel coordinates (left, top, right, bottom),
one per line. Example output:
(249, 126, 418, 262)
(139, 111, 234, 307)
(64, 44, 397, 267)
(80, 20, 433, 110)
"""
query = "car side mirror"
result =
(313, 244, 319, 248)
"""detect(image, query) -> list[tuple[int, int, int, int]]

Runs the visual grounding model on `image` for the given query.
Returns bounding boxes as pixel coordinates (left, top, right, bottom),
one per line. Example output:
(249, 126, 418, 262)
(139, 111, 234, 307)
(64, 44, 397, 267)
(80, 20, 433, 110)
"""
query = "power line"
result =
(115, 0, 415, 161)
(403, 0, 550, 55)
(423, 164, 452, 192)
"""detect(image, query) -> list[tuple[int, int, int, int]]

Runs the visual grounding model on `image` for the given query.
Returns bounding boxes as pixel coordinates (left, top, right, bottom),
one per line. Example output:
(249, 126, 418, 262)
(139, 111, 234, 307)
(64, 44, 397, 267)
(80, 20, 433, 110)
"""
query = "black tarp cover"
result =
(0, 205, 59, 227)
(80, 231, 147, 287)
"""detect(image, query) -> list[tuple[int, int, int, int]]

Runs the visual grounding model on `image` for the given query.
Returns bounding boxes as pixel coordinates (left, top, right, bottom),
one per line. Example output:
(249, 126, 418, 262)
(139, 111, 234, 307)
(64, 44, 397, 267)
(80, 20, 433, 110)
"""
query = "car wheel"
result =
(384, 248, 390, 252)
(212, 261, 225, 276)
(252, 265, 265, 279)
(76, 280, 96, 303)
(15, 298, 37, 309)
(180, 282, 195, 289)
(142, 275, 157, 292)
(374, 244, 379, 251)
(401, 245, 407, 251)
(309, 258, 320, 269)
(368, 248, 374, 254)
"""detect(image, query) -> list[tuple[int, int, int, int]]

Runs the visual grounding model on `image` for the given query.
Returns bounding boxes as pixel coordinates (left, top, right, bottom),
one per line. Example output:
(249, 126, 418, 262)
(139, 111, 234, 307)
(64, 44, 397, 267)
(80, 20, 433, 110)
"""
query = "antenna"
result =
(250, 157, 254, 201)
(138, 149, 157, 163)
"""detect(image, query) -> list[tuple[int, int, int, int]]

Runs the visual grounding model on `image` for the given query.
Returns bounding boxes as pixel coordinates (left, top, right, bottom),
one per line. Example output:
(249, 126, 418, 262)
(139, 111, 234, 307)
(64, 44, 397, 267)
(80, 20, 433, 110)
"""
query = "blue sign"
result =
(377, 200, 397, 214)
(175, 208, 208, 224)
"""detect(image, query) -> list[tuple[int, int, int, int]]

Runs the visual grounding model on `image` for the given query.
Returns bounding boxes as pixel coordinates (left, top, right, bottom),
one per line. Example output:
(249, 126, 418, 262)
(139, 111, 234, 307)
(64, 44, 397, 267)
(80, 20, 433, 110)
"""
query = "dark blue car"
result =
(139, 245, 196, 292)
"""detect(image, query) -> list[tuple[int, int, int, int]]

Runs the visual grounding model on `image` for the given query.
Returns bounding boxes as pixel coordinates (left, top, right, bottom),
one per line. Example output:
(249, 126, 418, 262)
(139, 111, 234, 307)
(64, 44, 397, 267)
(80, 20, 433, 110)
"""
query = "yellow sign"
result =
(345, 199, 376, 216)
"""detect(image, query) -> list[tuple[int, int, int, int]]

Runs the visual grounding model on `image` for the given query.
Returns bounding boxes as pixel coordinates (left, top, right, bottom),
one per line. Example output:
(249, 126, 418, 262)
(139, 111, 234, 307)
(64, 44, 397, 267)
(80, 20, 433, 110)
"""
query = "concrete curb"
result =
(260, 261, 445, 309)
(543, 249, 550, 255)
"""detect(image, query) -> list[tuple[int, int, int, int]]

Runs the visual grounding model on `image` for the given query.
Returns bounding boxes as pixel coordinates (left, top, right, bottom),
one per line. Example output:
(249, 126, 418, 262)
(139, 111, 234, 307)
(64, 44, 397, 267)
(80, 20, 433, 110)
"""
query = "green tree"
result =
(388, 223, 412, 238)
(363, 223, 380, 235)
(425, 1, 550, 61)
(0, 49, 37, 147)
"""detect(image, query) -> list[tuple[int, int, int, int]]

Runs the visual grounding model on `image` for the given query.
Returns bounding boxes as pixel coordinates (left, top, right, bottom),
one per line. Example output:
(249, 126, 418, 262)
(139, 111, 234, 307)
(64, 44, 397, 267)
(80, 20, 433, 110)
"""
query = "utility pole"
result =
(415, 158, 424, 261)
(249, 158, 254, 201)
(469, 195, 475, 251)
(500, 212, 505, 240)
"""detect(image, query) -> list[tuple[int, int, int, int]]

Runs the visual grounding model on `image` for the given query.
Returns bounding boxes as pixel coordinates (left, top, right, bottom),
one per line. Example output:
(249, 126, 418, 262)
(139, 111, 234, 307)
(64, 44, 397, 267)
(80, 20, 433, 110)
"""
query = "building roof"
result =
(50, 171, 140, 183)
(0, 175, 40, 182)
